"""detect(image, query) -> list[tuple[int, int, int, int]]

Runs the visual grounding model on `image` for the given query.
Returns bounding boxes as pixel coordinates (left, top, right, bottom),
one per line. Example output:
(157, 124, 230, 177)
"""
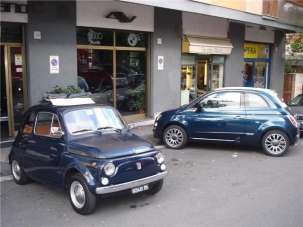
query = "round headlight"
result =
(103, 162, 116, 176)
(155, 152, 165, 164)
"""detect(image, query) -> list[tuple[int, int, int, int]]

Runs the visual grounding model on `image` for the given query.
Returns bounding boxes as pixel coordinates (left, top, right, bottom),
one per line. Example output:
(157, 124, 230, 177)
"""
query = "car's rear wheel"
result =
(146, 180, 163, 195)
(68, 173, 96, 215)
(262, 130, 289, 157)
(163, 125, 187, 149)
(11, 158, 29, 185)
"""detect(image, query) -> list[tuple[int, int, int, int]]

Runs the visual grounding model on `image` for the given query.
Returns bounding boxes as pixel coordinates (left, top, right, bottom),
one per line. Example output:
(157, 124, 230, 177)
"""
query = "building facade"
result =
(1, 0, 303, 140)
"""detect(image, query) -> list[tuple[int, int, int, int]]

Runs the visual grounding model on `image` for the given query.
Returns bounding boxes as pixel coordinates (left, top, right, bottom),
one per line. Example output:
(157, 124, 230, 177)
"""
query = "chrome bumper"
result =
(95, 171, 167, 195)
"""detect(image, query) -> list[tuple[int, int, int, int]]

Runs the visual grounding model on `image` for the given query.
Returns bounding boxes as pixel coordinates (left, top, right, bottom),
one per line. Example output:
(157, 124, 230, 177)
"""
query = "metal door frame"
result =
(0, 42, 27, 137)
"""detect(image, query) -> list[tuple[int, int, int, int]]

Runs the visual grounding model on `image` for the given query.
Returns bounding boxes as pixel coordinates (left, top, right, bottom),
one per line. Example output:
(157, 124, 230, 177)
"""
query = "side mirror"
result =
(194, 103, 203, 112)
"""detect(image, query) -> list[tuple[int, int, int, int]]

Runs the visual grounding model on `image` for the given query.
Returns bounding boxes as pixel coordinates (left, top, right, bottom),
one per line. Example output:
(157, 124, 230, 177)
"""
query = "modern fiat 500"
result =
(10, 102, 167, 214)
(154, 87, 299, 157)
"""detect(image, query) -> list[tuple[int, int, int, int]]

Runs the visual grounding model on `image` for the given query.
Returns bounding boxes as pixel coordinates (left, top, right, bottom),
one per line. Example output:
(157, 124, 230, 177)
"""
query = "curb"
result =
(128, 119, 154, 128)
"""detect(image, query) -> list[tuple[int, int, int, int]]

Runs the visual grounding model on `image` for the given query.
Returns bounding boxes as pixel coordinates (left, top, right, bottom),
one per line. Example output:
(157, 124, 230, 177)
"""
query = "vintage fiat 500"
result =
(9, 98, 167, 214)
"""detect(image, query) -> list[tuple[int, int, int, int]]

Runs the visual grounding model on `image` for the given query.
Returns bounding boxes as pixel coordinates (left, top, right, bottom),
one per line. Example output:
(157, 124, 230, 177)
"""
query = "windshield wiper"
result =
(72, 129, 94, 134)
(97, 126, 122, 133)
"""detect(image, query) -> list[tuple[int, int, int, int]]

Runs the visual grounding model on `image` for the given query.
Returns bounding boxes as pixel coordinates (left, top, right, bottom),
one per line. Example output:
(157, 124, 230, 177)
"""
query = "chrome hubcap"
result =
(70, 181, 86, 209)
(12, 160, 21, 181)
(265, 133, 287, 154)
(165, 128, 184, 147)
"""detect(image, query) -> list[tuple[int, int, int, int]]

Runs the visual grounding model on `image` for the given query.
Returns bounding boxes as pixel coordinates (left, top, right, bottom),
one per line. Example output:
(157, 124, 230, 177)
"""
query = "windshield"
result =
(64, 107, 126, 134)
(289, 94, 303, 106)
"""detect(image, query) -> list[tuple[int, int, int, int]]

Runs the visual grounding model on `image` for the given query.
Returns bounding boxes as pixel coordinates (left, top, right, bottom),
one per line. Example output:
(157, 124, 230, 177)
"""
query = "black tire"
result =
(146, 180, 163, 195)
(262, 130, 290, 157)
(11, 158, 29, 185)
(68, 173, 97, 215)
(163, 125, 188, 149)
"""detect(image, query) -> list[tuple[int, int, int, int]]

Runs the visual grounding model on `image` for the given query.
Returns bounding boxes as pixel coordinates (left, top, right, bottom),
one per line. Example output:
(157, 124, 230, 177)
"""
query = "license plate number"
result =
(131, 185, 149, 194)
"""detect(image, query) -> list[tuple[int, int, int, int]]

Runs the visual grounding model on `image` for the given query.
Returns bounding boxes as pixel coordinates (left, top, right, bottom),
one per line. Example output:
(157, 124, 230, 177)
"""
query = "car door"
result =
(243, 92, 276, 144)
(23, 111, 65, 185)
(185, 91, 246, 141)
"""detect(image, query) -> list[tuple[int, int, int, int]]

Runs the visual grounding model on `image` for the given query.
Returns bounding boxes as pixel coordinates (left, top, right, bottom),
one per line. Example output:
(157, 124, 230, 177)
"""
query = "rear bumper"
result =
(95, 171, 167, 194)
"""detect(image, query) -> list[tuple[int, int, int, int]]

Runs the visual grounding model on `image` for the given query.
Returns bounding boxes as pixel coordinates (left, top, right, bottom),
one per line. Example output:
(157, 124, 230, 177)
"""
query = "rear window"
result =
(245, 93, 269, 109)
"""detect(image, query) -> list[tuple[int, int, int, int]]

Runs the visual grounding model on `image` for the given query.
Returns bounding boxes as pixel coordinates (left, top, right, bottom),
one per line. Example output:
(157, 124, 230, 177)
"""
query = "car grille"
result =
(297, 115, 303, 121)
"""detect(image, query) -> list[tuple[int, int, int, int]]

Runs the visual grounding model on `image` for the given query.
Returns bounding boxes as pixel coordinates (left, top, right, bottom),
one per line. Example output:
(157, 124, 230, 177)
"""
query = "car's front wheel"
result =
(262, 130, 290, 157)
(11, 158, 29, 185)
(68, 173, 96, 215)
(163, 125, 187, 149)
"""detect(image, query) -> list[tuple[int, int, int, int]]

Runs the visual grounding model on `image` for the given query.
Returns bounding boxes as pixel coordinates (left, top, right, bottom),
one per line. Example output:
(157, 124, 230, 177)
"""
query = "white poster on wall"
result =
(158, 56, 164, 71)
(49, 56, 59, 74)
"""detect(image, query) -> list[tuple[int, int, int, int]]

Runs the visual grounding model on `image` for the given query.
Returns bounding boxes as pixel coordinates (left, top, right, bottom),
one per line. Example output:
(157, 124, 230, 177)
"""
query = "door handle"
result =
(234, 115, 242, 119)
(50, 146, 58, 152)
(27, 139, 36, 144)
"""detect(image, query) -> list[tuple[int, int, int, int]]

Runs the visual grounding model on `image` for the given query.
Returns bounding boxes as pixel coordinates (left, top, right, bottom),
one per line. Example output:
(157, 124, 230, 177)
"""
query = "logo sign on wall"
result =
(50, 56, 59, 74)
(87, 29, 103, 45)
(127, 33, 139, 46)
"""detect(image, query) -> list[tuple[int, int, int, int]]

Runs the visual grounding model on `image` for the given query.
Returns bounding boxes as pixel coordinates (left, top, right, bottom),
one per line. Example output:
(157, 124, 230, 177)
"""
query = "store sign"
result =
(244, 43, 269, 59)
(127, 33, 139, 46)
(87, 29, 103, 45)
(49, 56, 59, 74)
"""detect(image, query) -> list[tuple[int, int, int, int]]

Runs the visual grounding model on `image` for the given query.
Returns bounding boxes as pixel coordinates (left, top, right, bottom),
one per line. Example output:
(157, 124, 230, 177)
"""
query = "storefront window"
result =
(77, 49, 113, 106)
(116, 51, 146, 115)
(243, 43, 270, 88)
(76, 28, 147, 117)
(181, 55, 225, 105)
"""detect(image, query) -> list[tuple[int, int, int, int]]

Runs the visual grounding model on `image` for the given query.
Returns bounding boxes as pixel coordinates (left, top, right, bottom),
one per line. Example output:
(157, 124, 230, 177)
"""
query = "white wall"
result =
(245, 26, 275, 43)
(77, 0, 154, 32)
(182, 12, 228, 38)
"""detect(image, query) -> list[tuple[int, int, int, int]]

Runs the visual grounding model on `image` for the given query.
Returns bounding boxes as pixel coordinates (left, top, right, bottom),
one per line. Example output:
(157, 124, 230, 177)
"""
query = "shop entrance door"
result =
(0, 43, 26, 139)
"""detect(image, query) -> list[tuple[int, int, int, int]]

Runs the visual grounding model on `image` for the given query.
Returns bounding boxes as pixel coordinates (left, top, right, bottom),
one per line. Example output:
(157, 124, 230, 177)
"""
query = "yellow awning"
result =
(182, 36, 233, 55)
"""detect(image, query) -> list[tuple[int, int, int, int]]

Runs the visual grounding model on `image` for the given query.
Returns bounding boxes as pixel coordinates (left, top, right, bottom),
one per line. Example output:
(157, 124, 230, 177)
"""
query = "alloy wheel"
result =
(165, 128, 184, 148)
(264, 133, 287, 155)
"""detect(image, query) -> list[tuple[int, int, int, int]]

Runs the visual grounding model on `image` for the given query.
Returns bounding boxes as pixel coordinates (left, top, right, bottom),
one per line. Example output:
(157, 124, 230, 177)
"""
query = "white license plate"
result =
(131, 185, 149, 194)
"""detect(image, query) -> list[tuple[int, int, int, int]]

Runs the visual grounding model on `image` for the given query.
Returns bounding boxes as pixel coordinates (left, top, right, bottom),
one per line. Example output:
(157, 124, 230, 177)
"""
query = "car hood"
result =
(68, 131, 154, 159)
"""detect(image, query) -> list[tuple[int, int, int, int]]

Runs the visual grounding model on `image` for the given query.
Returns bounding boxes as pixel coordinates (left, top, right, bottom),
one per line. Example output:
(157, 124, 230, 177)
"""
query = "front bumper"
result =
(95, 171, 167, 194)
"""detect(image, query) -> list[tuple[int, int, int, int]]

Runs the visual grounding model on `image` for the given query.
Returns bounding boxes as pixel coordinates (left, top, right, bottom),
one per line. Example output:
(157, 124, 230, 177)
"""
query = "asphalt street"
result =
(1, 138, 302, 227)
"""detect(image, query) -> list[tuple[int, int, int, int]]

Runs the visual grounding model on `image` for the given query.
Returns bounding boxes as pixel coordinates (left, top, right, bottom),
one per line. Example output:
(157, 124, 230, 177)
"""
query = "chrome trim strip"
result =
(95, 171, 167, 194)
(191, 137, 235, 142)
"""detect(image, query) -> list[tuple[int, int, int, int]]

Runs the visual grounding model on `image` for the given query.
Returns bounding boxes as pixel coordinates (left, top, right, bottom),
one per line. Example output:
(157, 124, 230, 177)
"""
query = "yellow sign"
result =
(244, 43, 269, 59)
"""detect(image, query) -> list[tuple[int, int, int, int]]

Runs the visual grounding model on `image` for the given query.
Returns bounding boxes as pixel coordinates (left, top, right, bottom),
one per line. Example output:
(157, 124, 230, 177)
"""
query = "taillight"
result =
(287, 115, 298, 128)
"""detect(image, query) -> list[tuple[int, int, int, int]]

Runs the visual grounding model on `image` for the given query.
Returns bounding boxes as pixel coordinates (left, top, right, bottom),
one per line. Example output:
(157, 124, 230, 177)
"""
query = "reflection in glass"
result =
(10, 47, 25, 131)
(77, 49, 113, 106)
(64, 107, 125, 134)
(254, 62, 268, 88)
(116, 51, 146, 115)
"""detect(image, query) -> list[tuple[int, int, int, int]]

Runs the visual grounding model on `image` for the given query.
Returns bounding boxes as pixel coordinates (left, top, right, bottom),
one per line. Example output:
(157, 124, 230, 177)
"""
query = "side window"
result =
(34, 112, 62, 138)
(22, 112, 36, 134)
(245, 93, 269, 109)
(199, 92, 241, 111)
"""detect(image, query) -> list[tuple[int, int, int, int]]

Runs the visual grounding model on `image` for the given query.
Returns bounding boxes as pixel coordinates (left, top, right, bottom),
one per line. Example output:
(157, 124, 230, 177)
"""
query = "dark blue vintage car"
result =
(154, 87, 299, 157)
(9, 99, 167, 214)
